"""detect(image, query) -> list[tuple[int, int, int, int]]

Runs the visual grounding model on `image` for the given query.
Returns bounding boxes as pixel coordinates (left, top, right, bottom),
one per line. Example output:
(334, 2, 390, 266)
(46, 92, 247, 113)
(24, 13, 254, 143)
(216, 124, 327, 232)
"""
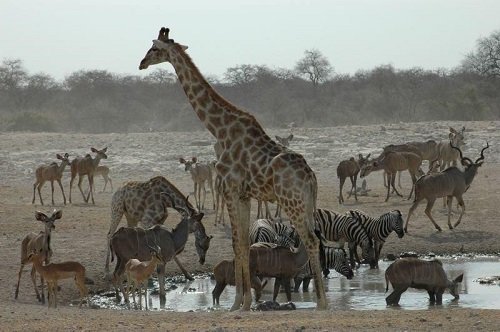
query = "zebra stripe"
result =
(249, 219, 298, 248)
(348, 209, 404, 267)
(314, 208, 375, 268)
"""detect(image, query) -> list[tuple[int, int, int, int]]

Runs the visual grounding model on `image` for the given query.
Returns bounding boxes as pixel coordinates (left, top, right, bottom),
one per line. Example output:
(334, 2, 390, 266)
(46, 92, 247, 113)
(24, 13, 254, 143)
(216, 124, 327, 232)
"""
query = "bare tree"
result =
(462, 30, 500, 77)
(295, 49, 332, 87)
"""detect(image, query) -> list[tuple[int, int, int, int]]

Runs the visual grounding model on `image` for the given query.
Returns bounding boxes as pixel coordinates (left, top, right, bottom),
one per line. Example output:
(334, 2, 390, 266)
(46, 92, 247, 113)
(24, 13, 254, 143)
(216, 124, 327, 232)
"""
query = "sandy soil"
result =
(1, 121, 499, 331)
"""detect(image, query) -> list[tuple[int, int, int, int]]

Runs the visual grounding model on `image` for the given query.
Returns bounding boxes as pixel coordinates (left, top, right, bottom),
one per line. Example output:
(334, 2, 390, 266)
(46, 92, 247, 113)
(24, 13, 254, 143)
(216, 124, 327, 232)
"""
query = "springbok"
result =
(27, 251, 88, 308)
(69, 147, 108, 204)
(405, 142, 489, 233)
(124, 244, 165, 310)
(337, 153, 370, 204)
(360, 151, 423, 201)
(179, 157, 215, 211)
(15, 210, 62, 304)
(32, 153, 70, 206)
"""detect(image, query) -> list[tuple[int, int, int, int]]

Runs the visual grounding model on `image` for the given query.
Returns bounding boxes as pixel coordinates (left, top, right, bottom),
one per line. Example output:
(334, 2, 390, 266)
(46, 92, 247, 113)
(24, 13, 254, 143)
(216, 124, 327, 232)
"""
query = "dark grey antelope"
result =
(275, 134, 294, 147)
(15, 210, 62, 304)
(110, 207, 212, 301)
(385, 258, 463, 305)
(337, 153, 370, 204)
(405, 142, 489, 233)
(32, 153, 70, 206)
(249, 240, 309, 303)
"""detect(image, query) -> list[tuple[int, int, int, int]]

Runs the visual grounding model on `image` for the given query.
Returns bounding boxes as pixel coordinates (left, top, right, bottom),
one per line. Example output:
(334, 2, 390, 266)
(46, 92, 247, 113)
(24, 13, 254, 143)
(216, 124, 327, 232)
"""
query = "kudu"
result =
(275, 134, 294, 147)
(405, 142, 489, 233)
(435, 126, 466, 171)
(360, 151, 423, 201)
(27, 251, 88, 308)
(337, 153, 370, 204)
(32, 153, 70, 206)
(382, 144, 424, 189)
(93, 165, 113, 192)
(110, 197, 212, 301)
(179, 157, 215, 211)
(385, 258, 463, 305)
(15, 210, 62, 304)
(69, 147, 108, 204)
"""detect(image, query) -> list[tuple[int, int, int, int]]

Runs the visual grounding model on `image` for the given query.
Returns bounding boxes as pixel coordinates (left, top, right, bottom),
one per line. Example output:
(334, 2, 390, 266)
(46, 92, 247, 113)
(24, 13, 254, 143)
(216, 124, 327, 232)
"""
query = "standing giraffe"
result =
(139, 28, 327, 310)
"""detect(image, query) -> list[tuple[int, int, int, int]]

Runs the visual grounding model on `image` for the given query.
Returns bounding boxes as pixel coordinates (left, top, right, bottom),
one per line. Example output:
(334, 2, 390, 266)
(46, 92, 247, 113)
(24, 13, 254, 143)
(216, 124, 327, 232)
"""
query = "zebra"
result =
(249, 218, 298, 248)
(347, 209, 404, 268)
(314, 208, 376, 270)
(294, 245, 354, 292)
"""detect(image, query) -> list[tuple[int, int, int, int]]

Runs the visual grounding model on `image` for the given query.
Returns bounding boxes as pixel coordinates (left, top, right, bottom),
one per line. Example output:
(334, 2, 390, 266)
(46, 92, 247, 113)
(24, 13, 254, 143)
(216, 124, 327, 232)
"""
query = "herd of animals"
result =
(14, 27, 489, 312)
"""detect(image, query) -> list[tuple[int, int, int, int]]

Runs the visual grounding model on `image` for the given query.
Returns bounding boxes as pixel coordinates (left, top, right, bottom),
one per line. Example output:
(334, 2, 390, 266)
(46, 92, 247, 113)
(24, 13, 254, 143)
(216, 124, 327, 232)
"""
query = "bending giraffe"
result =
(139, 28, 327, 311)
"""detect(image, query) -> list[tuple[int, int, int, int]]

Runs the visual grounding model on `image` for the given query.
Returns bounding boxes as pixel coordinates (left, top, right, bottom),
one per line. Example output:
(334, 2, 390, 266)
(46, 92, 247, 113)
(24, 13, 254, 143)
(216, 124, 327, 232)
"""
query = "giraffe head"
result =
(139, 27, 188, 70)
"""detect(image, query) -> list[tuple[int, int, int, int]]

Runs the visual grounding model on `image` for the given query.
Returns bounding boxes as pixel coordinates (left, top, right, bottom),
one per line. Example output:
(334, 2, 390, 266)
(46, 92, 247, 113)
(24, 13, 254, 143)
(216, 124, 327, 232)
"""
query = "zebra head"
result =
(326, 247, 354, 280)
(389, 210, 405, 238)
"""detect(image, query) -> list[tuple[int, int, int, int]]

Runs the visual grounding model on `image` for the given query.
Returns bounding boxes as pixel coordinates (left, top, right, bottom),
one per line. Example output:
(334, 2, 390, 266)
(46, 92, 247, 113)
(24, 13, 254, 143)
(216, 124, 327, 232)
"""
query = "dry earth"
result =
(1, 120, 499, 331)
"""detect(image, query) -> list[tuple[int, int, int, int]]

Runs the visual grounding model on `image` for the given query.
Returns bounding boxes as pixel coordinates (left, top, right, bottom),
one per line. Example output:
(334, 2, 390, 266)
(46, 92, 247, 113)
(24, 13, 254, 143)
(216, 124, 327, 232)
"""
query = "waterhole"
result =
(91, 256, 499, 311)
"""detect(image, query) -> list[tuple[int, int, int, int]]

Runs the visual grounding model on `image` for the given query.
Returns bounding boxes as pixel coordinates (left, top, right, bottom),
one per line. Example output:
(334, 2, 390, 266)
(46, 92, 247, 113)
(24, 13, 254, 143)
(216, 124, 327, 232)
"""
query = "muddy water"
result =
(91, 256, 500, 311)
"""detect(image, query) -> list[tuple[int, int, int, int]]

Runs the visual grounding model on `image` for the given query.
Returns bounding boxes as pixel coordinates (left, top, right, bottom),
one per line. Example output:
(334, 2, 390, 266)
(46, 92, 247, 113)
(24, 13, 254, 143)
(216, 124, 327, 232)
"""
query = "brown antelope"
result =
(69, 147, 108, 204)
(15, 210, 62, 304)
(382, 143, 423, 189)
(337, 153, 371, 204)
(179, 157, 215, 211)
(385, 258, 463, 305)
(275, 134, 294, 147)
(435, 126, 466, 171)
(360, 151, 423, 201)
(405, 142, 489, 233)
(124, 244, 165, 310)
(93, 165, 113, 192)
(406, 140, 439, 169)
(27, 251, 88, 308)
(32, 153, 70, 206)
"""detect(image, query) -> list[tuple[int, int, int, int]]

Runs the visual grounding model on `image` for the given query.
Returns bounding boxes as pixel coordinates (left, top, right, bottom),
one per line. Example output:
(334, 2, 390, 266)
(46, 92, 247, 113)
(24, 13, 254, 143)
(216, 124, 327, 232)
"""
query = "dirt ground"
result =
(1, 121, 499, 331)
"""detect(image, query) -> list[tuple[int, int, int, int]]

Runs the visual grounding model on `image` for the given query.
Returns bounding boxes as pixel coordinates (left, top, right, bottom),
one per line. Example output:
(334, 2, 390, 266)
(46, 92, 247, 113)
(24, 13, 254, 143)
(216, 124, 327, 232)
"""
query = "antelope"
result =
(435, 126, 466, 171)
(32, 153, 70, 206)
(69, 147, 108, 204)
(248, 240, 309, 303)
(15, 210, 62, 304)
(93, 165, 113, 192)
(110, 209, 212, 301)
(385, 258, 463, 305)
(405, 142, 489, 233)
(124, 244, 165, 310)
(214, 173, 226, 225)
(406, 140, 439, 169)
(360, 151, 423, 201)
(212, 259, 263, 305)
(275, 134, 294, 147)
(382, 143, 423, 189)
(27, 251, 88, 308)
(337, 153, 371, 204)
(179, 157, 215, 211)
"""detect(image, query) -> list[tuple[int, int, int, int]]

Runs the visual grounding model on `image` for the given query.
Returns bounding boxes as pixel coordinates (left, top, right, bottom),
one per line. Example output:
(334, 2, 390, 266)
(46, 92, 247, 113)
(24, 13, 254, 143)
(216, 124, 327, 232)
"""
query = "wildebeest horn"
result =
(475, 142, 489, 164)
(450, 141, 473, 166)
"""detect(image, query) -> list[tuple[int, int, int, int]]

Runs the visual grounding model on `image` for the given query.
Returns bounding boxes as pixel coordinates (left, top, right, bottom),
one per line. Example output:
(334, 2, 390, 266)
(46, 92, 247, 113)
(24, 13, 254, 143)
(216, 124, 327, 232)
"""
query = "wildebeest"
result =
(385, 258, 463, 305)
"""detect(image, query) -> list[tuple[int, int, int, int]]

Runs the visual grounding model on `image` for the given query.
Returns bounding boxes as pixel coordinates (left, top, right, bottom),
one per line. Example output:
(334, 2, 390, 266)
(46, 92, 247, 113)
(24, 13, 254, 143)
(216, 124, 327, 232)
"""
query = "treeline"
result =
(1, 31, 499, 133)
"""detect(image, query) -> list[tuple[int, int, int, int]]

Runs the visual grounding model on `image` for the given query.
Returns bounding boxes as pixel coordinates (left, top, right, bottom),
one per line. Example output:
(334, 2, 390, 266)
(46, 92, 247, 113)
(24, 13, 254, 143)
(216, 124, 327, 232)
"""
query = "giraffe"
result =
(105, 176, 212, 287)
(139, 28, 327, 310)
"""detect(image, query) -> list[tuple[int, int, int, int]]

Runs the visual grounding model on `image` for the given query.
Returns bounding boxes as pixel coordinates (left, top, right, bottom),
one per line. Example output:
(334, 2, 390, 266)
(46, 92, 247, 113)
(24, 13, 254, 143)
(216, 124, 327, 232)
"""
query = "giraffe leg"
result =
(106, 194, 125, 274)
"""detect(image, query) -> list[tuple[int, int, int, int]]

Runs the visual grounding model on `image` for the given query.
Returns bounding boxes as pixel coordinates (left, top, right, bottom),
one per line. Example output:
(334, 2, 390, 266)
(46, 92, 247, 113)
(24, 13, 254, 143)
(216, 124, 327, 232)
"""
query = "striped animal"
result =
(249, 219, 298, 248)
(347, 210, 404, 268)
(314, 208, 376, 269)
(294, 245, 354, 292)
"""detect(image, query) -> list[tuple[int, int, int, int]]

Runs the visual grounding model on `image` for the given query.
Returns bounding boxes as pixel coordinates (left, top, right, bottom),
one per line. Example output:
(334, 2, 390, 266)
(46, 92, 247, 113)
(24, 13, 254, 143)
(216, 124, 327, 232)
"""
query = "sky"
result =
(1, 0, 499, 81)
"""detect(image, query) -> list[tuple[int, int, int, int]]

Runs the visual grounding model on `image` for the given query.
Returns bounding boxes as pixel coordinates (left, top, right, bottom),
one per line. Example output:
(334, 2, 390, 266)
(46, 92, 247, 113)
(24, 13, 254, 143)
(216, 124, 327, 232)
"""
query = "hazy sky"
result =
(1, 0, 499, 81)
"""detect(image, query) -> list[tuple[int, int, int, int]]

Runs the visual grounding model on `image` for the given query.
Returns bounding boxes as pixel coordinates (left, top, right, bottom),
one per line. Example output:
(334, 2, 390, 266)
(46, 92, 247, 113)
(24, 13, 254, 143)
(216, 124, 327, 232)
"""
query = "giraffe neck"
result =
(155, 176, 197, 216)
(168, 46, 267, 141)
